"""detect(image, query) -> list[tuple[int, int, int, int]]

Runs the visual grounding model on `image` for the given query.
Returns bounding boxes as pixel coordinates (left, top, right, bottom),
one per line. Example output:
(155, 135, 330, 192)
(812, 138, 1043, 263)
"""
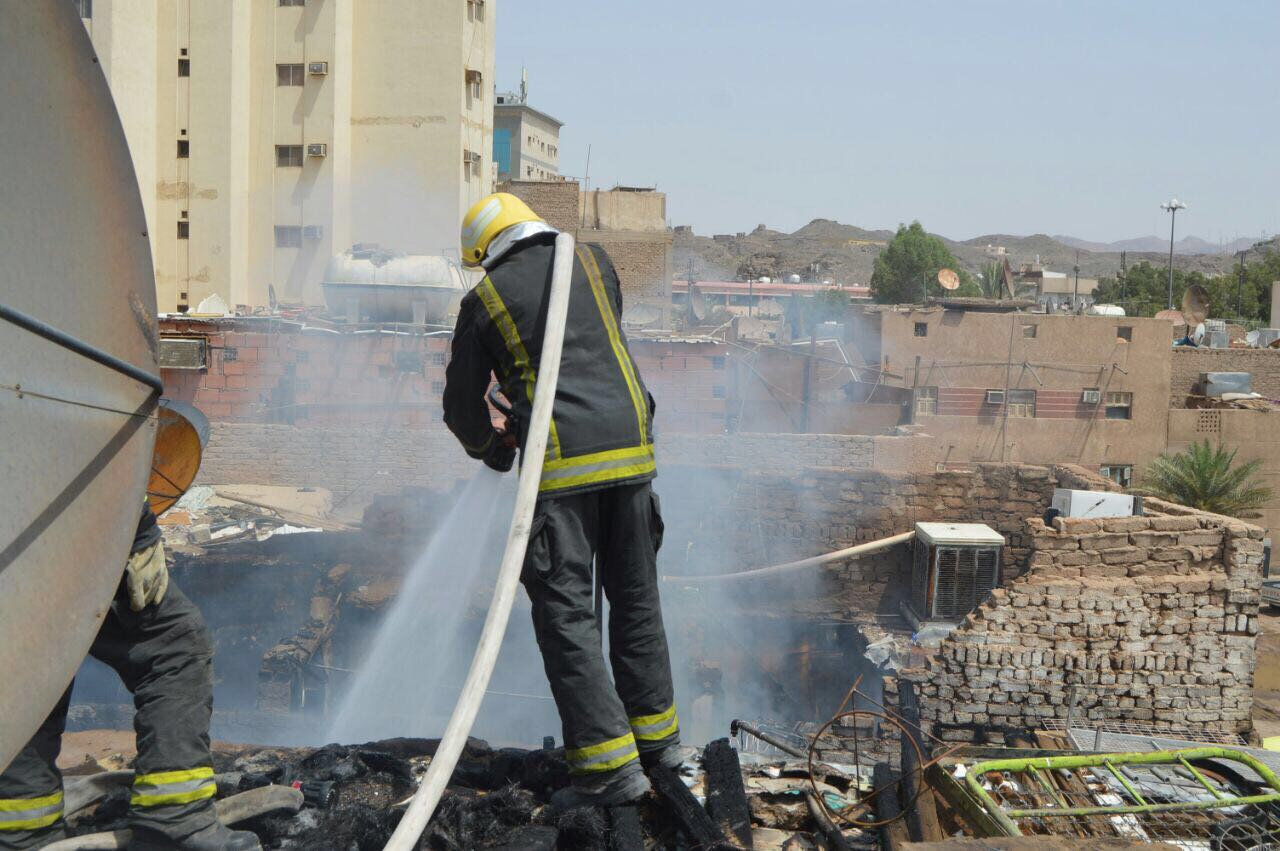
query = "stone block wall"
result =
(659, 461, 1058, 622)
(901, 497, 1265, 738)
(1172, 347, 1280, 405)
(582, 232, 673, 305)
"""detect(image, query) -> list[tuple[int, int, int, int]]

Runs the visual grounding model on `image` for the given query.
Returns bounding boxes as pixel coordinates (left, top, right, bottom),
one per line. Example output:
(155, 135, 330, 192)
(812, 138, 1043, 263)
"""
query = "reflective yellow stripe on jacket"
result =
(474, 276, 562, 460)
(0, 790, 63, 832)
(540, 445, 656, 494)
(131, 767, 216, 808)
(630, 704, 679, 742)
(564, 731, 640, 775)
(578, 246, 649, 446)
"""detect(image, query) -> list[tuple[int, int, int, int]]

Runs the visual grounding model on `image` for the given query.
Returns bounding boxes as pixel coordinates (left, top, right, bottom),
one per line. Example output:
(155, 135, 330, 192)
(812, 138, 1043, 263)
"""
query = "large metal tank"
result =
(322, 244, 468, 324)
(0, 5, 159, 771)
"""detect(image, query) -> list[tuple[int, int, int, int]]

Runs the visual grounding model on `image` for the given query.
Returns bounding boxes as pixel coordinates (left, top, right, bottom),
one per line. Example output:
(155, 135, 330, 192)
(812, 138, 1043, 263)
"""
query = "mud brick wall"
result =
(582, 232, 673, 305)
(1171, 347, 1280, 405)
(658, 462, 1058, 622)
(902, 502, 1265, 739)
(497, 179, 582, 231)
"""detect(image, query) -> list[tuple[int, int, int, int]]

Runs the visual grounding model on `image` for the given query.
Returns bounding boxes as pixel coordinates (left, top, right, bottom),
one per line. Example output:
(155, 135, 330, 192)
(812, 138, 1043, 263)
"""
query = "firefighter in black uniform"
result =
(0, 503, 259, 850)
(445, 193, 681, 806)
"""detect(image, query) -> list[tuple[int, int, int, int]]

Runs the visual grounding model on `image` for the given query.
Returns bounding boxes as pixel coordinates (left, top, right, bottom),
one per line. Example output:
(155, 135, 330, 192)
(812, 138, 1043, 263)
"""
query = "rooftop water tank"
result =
(322, 244, 467, 324)
(1087, 304, 1126, 317)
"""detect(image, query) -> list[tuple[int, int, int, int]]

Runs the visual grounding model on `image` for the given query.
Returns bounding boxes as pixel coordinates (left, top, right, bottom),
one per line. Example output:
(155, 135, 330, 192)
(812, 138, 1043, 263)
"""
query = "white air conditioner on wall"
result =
(307, 143, 327, 157)
(308, 61, 329, 75)
(985, 389, 1005, 404)
(1082, 389, 1102, 404)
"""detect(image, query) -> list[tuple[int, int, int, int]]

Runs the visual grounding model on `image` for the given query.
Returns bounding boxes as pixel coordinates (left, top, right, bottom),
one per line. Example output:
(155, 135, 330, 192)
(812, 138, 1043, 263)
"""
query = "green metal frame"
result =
(962, 747, 1280, 837)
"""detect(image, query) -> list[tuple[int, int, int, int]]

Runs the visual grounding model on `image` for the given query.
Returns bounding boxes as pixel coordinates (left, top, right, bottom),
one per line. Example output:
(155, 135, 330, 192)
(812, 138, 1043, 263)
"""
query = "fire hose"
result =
(661, 531, 914, 584)
(383, 232, 577, 851)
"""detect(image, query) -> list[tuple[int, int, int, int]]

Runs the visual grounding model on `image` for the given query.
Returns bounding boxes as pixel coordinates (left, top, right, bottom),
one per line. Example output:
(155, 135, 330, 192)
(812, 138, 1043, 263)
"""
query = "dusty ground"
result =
(1252, 606, 1280, 740)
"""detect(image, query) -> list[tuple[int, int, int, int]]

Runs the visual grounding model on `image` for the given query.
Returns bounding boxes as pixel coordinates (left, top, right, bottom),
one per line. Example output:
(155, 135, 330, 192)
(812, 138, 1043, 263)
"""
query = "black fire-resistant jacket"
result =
(443, 235, 656, 497)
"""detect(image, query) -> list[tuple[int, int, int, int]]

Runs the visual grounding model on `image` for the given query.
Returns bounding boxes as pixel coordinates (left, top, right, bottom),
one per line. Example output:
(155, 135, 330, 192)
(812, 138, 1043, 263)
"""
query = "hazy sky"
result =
(496, 1, 1279, 244)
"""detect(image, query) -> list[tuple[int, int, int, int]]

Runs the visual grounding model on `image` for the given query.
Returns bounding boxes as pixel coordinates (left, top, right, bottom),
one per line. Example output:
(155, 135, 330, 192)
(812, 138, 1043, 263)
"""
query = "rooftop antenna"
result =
(519, 67, 528, 103)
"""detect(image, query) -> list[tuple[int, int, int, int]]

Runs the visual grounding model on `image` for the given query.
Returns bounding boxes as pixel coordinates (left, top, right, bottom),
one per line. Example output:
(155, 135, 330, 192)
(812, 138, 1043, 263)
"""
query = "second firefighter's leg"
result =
(91, 583, 218, 843)
(521, 493, 648, 804)
(598, 482, 681, 768)
(0, 687, 71, 849)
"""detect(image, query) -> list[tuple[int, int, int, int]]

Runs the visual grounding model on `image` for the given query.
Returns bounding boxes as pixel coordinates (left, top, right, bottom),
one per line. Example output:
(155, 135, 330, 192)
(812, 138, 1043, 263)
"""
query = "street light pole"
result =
(1161, 198, 1187, 309)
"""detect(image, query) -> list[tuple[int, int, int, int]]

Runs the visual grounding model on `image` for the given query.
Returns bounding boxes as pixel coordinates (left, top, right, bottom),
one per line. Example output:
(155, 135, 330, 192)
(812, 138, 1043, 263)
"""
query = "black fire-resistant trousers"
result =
(0, 583, 217, 849)
(520, 481, 680, 782)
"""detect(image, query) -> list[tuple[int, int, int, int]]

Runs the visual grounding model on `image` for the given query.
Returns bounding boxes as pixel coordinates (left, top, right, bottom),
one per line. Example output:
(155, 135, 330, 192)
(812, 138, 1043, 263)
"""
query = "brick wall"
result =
(497, 179, 581, 231)
(901, 495, 1265, 738)
(1172, 347, 1280, 405)
(583, 233, 672, 305)
(659, 461, 1056, 622)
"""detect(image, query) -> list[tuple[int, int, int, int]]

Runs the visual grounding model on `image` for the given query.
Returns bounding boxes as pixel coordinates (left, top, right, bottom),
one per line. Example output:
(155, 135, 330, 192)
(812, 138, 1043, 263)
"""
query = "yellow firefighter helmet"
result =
(460, 192, 544, 267)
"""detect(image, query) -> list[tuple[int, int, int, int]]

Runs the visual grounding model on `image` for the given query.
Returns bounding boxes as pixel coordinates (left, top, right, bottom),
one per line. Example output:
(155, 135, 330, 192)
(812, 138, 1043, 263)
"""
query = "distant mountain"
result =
(1053, 234, 1258, 256)
(674, 219, 1242, 287)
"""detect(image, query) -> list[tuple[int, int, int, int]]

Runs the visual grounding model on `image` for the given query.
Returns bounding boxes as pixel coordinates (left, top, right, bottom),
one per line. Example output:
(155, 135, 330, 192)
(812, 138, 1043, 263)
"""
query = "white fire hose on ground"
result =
(660, 531, 915, 584)
(384, 232, 577, 850)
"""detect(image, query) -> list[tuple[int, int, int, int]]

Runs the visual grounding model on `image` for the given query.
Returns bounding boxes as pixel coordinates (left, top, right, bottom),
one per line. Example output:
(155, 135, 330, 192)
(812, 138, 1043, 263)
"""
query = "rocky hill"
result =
(673, 219, 1241, 286)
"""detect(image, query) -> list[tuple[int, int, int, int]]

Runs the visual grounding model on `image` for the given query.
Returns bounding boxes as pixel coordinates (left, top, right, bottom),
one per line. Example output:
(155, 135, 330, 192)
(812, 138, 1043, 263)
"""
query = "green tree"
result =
(1093, 249, 1280, 322)
(870, 221, 973, 303)
(1137, 440, 1271, 518)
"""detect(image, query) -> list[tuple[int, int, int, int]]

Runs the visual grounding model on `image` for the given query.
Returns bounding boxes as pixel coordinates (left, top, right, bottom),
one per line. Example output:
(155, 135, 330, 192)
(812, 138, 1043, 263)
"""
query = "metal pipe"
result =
(0, 303, 162, 395)
(663, 531, 914, 584)
(730, 719, 809, 759)
(383, 233, 577, 851)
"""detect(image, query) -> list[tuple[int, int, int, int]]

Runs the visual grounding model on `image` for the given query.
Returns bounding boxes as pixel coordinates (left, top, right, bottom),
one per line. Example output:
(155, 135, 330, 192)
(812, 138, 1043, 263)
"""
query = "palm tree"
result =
(979, 262, 1006, 299)
(1138, 440, 1271, 518)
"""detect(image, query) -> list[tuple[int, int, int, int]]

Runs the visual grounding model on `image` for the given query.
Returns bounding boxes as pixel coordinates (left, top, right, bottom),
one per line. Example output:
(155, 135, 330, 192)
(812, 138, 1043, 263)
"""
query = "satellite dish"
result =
(0, 4, 160, 770)
(148, 401, 211, 516)
(1154, 309, 1186, 325)
(1181, 284, 1210, 328)
(937, 268, 960, 291)
(1247, 330, 1261, 348)
(688, 283, 707, 322)
(621, 303, 664, 329)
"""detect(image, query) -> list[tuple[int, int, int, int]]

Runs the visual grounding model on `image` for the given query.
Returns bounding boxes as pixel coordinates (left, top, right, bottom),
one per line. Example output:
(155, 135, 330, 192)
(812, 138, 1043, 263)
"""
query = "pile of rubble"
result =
(61, 733, 875, 850)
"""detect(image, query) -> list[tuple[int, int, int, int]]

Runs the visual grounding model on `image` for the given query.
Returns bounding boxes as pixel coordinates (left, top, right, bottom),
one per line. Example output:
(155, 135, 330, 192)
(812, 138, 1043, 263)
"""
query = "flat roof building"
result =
(78, 0, 495, 312)
(494, 82, 563, 183)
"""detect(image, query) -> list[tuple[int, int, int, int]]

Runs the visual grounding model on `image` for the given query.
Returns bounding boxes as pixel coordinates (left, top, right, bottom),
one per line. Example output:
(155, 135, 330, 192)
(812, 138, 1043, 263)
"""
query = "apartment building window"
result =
(1117, 326, 1133, 342)
(176, 220, 189, 239)
(1007, 389, 1036, 418)
(176, 139, 189, 158)
(276, 64, 305, 86)
(278, 0, 305, 6)
(178, 58, 190, 77)
(914, 386, 938, 416)
(276, 145, 304, 167)
(73, 0, 92, 18)
(274, 226, 302, 248)
(1022, 323, 1037, 338)
(467, 0, 485, 22)
(1105, 391, 1133, 420)
(1100, 465, 1133, 488)
(914, 322, 928, 337)
(465, 69, 483, 101)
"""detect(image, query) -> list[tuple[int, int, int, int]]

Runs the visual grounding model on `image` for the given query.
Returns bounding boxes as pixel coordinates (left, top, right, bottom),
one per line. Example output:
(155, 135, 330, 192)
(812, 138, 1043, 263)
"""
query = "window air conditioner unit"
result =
(910, 523, 1004, 622)
(158, 337, 208, 370)
(302, 225, 324, 240)
(985, 389, 1005, 404)
(462, 150, 481, 165)
(1082, 389, 1102, 404)
(307, 143, 327, 157)
(308, 61, 329, 75)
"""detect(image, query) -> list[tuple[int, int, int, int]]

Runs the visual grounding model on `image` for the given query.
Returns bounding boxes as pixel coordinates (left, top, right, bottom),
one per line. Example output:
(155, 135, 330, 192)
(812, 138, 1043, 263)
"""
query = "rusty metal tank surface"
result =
(0, 5, 159, 771)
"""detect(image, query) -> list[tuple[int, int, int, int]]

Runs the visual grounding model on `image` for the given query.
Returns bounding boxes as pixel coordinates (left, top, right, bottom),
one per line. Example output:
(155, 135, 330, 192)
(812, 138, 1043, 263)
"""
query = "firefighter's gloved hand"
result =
(483, 436, 517, 473)
(125, 541, 169, 611)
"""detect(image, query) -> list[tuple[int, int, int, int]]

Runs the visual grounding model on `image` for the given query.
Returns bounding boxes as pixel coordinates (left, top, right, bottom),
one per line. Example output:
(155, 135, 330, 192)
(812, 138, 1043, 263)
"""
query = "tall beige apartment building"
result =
(78, 0, 495, 311)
